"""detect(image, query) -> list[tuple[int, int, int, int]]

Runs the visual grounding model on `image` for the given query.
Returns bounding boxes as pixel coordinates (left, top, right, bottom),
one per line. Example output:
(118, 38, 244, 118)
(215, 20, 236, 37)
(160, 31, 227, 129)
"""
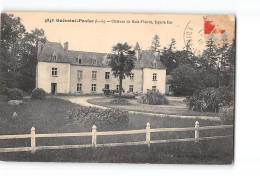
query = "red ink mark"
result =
(220, 30, 226, 34)
(204, 18, 215, 34)
(204, 17, 225, 34)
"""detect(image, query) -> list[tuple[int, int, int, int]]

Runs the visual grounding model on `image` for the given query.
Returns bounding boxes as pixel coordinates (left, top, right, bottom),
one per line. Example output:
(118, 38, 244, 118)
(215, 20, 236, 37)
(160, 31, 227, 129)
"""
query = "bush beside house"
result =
(138, 91, 169, 105)
(31, 88, 46, 100)
(7, 88, 23, 100)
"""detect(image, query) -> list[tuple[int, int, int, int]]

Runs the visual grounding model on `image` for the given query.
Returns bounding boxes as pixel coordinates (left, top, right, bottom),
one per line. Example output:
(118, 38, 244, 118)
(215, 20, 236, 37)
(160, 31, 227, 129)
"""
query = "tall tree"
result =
(1, 13, 47, 93)
(168, 38, 176, 51)
(160, 49, 197, 75)
(199, 33, 220, 88)
(1, 13, 26, 89)
(218, 37, 235, 87)
(134, 42, 140, 50)
(169, 64, 201, 96)
(216, 33, 229, 87)
(160, 47, 177, 75)
(108, 43, 136, 95)
(0, 47, 7, 94)
(18, 28, 46, 92)
(150, 34, 161, 51)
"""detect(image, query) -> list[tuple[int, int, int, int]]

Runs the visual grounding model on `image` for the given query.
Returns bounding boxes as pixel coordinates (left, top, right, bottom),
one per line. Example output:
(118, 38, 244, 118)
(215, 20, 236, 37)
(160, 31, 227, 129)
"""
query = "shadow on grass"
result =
(0, 96, 233, 164)
(0, 138, 233, 164)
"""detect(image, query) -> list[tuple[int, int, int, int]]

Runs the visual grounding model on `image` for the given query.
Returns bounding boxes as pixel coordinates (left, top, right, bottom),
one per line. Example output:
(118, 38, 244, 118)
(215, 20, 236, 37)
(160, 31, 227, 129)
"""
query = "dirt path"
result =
(58, 96, 106, 109)
(58, 96, 220, 121)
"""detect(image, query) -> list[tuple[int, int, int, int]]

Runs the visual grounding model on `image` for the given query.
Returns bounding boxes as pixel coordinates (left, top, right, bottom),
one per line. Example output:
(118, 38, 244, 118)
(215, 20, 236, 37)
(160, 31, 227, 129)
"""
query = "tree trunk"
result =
(217, 67, 220, 88)
(119, 73, 123, 95)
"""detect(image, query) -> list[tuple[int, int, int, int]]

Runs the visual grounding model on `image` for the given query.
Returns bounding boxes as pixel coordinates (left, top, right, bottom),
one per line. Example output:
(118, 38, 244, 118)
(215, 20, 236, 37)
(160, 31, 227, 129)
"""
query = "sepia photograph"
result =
(0, 12, 235, 164)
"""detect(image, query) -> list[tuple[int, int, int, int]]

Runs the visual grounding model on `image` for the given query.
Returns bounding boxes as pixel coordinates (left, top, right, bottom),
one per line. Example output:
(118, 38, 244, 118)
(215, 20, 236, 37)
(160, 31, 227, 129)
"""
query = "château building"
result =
(36, 41, 167, 94)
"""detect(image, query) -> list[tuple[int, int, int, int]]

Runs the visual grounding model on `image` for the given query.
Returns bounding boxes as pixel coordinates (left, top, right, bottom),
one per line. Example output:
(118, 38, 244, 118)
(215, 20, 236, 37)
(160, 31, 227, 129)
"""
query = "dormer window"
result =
(51, 54, 57, 61)
(93, 59, 97, 65)
(76, 56, 82, 64)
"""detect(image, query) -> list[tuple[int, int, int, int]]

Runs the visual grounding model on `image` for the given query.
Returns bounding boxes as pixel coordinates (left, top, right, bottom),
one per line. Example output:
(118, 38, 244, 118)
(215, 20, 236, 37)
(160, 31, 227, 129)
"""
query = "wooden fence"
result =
(0, 121, 233, 153)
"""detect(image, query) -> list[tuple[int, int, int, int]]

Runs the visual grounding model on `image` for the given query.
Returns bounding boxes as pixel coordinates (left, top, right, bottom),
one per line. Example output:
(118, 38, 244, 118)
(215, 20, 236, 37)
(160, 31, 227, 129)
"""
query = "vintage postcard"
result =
(0, 12, 235, 164)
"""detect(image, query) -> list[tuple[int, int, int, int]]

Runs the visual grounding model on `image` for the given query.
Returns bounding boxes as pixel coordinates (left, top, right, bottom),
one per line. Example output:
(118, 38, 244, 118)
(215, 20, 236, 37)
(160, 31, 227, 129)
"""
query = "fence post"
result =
(146, 122, 151, 147)
(31, 127, 36, 154)
(195, 121, 199, 143)
(92, 125, 97, 148)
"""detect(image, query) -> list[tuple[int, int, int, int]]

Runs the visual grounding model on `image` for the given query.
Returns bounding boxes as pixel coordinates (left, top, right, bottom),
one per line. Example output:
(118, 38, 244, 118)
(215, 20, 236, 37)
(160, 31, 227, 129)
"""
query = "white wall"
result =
(70, 65, 143, 94)
(37, 62, 166, 94)
(37, 62, 70, 93)
(142, 68, 166, 94)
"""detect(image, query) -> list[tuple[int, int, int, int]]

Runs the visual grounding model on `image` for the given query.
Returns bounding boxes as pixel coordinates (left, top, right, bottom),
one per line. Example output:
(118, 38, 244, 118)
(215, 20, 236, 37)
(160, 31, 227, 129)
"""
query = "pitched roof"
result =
(38, 41, 166, 69)
(139, 50, 165, 69)
(68, 50, 107, 66)
(38, 41, 71, 63)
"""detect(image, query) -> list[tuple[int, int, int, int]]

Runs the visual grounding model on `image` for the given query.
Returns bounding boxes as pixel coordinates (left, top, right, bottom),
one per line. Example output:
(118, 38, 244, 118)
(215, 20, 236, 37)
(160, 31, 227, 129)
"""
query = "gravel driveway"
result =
(57, 96, 220, 121)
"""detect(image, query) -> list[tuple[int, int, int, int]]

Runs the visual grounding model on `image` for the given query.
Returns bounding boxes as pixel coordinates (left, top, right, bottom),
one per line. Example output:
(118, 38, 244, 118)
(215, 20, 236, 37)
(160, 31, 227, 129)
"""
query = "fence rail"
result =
(0, 121, 233, 153)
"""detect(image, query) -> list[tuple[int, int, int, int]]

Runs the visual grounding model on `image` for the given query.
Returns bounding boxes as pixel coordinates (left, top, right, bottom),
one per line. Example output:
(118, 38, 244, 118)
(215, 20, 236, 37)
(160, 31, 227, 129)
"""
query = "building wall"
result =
(36, 62, 166, 94)
(70, 65, 143, 94)
(142, 68, 166, 94)
(36, 61, 70, 93)
(121, 69, 143, 94)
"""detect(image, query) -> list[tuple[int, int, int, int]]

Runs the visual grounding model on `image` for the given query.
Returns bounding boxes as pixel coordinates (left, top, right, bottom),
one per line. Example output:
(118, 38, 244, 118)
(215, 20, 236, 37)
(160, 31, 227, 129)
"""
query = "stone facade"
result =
(36, 41, 166, 94)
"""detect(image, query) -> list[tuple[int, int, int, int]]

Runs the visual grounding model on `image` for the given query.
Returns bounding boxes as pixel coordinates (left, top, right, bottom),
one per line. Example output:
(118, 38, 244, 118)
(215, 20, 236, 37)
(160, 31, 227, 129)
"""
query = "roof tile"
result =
(38, 41, 166, 69)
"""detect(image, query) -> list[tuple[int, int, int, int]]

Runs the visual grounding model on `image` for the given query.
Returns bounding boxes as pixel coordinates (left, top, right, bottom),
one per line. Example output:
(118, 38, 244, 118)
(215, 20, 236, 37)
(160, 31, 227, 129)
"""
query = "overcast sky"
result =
(9, 12, 235, 54)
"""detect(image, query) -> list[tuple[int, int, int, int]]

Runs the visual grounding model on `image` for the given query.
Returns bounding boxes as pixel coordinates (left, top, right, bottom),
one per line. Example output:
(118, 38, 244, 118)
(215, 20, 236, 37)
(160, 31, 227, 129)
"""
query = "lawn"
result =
(88, 96, 218, 117)
(0, 96, 233, 163)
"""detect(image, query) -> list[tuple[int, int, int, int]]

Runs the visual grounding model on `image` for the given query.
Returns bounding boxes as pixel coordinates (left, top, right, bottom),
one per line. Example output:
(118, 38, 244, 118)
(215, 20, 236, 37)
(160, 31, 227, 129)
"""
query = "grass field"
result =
(88, 96, 217, 117)
(0, 96, 233, 163)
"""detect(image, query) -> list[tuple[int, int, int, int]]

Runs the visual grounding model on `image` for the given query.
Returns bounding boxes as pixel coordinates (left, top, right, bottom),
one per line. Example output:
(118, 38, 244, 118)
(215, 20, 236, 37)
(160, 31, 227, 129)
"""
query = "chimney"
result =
(37, 41, 42, 59)
(135, 49, 141, 60)
(134, 42, 141, 60)
(64, 41, 69, 53)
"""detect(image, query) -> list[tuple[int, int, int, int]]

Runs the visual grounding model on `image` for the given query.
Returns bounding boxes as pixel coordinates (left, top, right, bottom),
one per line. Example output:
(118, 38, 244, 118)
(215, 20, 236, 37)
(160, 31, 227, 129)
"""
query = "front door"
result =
(51, 83, 57, 94)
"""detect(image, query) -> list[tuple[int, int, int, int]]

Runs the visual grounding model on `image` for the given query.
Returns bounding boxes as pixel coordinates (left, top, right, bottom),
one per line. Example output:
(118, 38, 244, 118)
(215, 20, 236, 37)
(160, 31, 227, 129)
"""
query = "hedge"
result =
(185, 86, 234, 113)
(110, 98, 130, 104)
(66, 106, 129, 130)
(138, 90, 169, 105)
(113, 93, 136, 99)
(7, 88, 23, 100)
(219, 106, 234, 125)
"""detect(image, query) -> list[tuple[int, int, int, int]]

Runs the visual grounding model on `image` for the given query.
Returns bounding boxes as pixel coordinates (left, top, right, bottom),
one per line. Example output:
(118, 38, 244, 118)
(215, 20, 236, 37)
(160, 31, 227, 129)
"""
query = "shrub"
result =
(138, 90, 169, 105)
(170, 64, 202, 96)
(218, 106, 234, 125)
(113, 93, 136, 99)
(7, 88, 23, 100)
(110, 98, 130, 104)
(66, 107, 129, 130)
(31, 88, 46, 100)
(185, 86, 234, 113)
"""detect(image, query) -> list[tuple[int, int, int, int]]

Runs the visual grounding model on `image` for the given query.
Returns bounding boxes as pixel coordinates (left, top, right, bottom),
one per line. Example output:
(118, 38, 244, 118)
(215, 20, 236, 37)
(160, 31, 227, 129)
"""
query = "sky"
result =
(8, 12, 235, 54)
